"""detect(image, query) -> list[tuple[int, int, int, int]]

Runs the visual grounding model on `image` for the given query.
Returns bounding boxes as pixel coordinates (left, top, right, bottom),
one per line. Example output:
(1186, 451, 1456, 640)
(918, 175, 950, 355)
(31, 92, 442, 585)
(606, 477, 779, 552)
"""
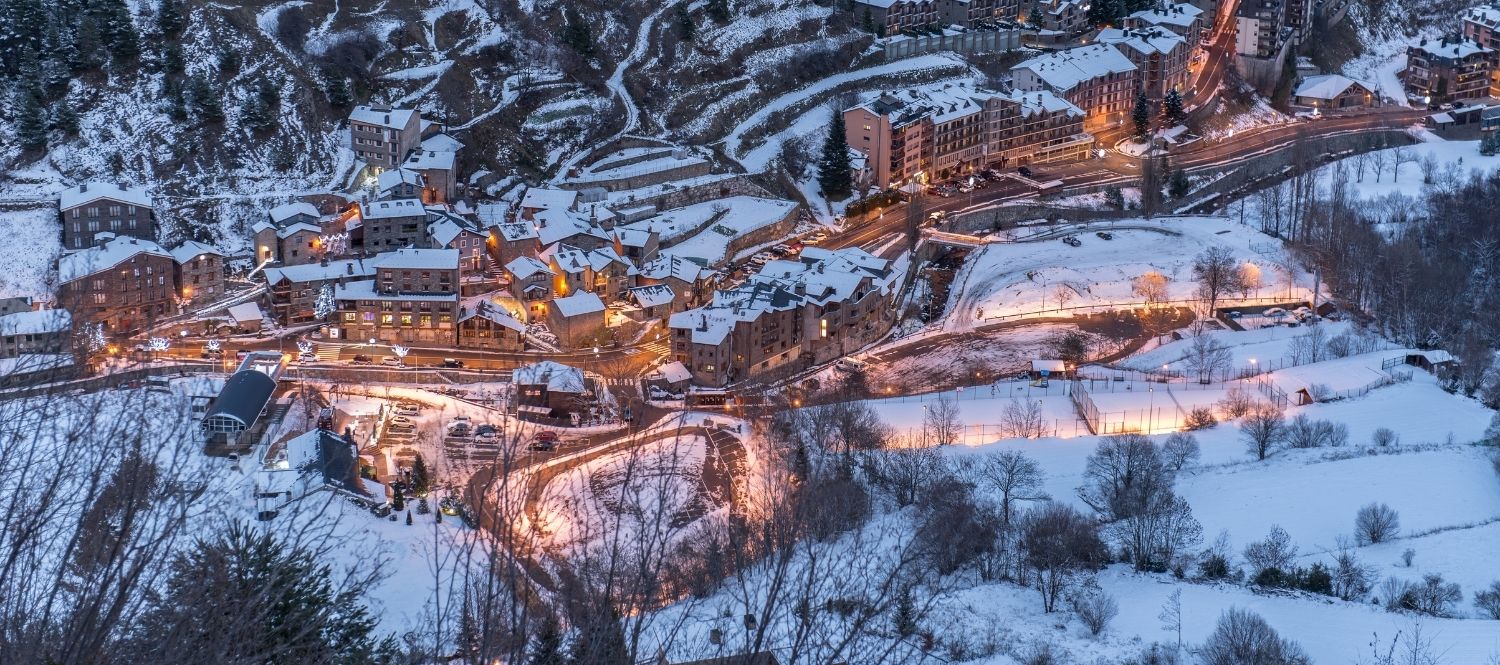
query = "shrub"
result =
(1354, 503, 1400, 545)
(1183, 407, 1217, 431)
(1072, 588, 1118, 636)
(1299, 562, 1333, 596)
(1284, 414, 1349, 448)
(1400, 574, 1463, 617)
(1199, 552, 1232, 579)
(1474, 580, 1500, 619)
(1199, 608, 1311, 665)
(1218, 387, 1258, 418)
(1402, 548, 1415, 567)
(1371, 427, 1398, 447)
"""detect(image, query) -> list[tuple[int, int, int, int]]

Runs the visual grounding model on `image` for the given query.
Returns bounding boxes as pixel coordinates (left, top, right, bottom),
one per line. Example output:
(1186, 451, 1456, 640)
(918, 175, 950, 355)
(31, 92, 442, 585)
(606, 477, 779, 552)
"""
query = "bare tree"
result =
(1184, 333, 1233, 383)
(976, 449, 1049, 526)
(1077, 435, 1201, 571)
(1161, 432, 1200, 471)
(924, 392, 963, 446)
(1133, 270, 1170, 308)
(1355, 503, 1401, 545)
(1072, 586, 1118, 636)
(1242, 525, 1297, 577)
(1193, 246, 1243, 317)
(999, 397, 1048, 439)
(1158, 588, 1183, 653)
(1019, 503, 1107, 613)
(1331, 539, 1377, 601)
(1052, 283, 1075, 311)
(1240, 405, 1285, 461)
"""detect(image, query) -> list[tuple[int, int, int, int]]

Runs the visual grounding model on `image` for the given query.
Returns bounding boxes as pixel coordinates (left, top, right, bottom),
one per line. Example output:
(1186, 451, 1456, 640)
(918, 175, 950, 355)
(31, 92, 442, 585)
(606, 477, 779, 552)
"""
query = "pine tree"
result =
(676, 3, 696, 42)
(404, 511, 412, 525)
(163, 79, 188, 121)
(391, 484, 405, 512)
(1163, 88, 1185, 126)
(188, 74, 224, 123)
(71, 16, 104, 72)
(456, 607, 481, 659)
(12, 88, 47, 151)
(561, 8, 594, 58)
(156, 0, 183, 37)
(161, 41, 183, 75)
(1104, 185, 1125, 209)
(96, 0, 139, 65)
(322, 70, 352, 108)
(817, 107, 853, 200)
(258, 76, 282, 108)
(51, 97, 78, 136)
(1132, 90, 1152, 138)
(41, 24, 71, 91)
(707, 0, 731, 24)
(1168, 167, 1191, 200)
(217, 47, 242, 77)
(862, 6, 876, 32)
(893, 589, 917, 636)
(240, 94, 272, 131)
(411, 455, 430, 495)
(529, 617, 565, 665)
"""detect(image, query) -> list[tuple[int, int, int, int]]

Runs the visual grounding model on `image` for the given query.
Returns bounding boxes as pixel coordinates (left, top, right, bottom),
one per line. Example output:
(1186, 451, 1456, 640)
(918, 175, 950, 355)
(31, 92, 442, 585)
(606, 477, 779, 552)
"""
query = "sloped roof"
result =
(459, 302, 526, 332)
(513, 360, 586, 393)
(373, 247, 459, 270)
(627, 284, 676, 308)
(59, 182, 153, 210)
(377, 168, 425, 192)
(552, 291, 605, 317)
(263, 258, 375, 285)
(58, 236, 172, 283)
(505, 256, 553, 279)
(360, 198, 426, 220)
(519, 187, 577, 211)
(170, 240, 221, 264)
(350, 105, 418, 129)
(0, 309, 70, 336)
(268, 202, 319, 224)
(1014, 43, 1137, 92)
(204, 369, 277, 428)
(1293, 74, 1374, 100)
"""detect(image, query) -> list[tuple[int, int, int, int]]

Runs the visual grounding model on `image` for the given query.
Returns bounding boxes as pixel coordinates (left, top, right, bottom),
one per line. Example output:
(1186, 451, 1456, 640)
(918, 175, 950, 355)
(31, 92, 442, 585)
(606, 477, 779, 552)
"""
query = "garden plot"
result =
(943, 216, 1311, 333)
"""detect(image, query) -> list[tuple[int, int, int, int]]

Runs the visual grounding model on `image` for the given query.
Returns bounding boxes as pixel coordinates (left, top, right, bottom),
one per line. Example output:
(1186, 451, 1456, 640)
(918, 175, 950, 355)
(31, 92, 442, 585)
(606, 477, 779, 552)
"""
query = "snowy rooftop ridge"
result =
(372, 248, 460, 270)
(1127, 2, 1203, 27)
(58, 182, 153, 211)
(169, 240, 220, 264)
(1097, 27, 1186, 57)
(1411, 35, 1492, 60)
(1013, 43, 1138, 92)
(350, 105, 418, 129)
(263, 258, 376, 285)
(267, 202, 319, 224)
(58, 236, 171, 283)
(1293, 74, 1375, 100)
(360, 199, 425, 220)
(0, 309, 70, 336)
(513, 360, 586, 393)
(553, 290, 606, 317)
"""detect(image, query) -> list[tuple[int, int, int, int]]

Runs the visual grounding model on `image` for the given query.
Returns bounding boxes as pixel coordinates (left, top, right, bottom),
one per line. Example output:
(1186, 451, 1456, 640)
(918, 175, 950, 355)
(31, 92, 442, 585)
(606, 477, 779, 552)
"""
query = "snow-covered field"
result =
(0, 207, 61, 299)
(943, 216, 1311, 332)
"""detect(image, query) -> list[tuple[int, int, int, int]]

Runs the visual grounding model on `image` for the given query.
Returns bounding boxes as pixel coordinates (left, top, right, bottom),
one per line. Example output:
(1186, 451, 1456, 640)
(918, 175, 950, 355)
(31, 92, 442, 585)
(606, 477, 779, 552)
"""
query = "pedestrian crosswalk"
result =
(640, 341, 671, 356)
(602, 377, 639, 387)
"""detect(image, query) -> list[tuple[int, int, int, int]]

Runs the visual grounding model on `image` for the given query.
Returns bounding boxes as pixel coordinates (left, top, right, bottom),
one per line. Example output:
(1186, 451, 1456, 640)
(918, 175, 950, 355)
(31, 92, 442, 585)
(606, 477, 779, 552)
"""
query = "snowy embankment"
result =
(0, 206, 62, 300)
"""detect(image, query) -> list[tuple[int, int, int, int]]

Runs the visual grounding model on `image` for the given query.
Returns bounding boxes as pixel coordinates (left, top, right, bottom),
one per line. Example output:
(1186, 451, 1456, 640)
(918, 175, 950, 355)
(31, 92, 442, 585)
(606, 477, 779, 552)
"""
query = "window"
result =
(380, 314, 393, 324)
(363, 312, 375, 322)
(93, 293, 106, 304)
(109, 205, 121, 216)
(400, 315, 412, 325)
(344, 313, 356, 321)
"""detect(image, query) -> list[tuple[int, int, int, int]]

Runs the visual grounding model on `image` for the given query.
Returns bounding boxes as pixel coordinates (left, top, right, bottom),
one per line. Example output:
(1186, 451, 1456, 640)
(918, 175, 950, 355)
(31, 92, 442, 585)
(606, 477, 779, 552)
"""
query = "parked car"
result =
(475, 424, 499, 439)
(441, 358, 464, 368)
(1095, 231, 1113, 240)
(388, 423, 416, 434)
(350, 354, 374, 365)
(296, 352, 317, 364)
(390, 415, 414, 426)
(1062, 236, 1082, 247)
(1262, 307, 1287, 317)
(648, 385, 683, 401)
(835, 357, 869, 374)
(381, 357, 403, 367)
(529, 430, 560, 452)
(1018, 166, 1034, 177)
(448, 422, 472, 438)
(395, 403, 421, 416)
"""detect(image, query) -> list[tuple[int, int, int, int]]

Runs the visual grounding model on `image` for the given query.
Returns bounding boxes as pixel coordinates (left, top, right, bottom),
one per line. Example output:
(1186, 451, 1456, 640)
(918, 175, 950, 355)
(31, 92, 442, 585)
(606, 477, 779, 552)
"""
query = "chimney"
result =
(346, 263, 354, 275)
(79, 183, 88, 193)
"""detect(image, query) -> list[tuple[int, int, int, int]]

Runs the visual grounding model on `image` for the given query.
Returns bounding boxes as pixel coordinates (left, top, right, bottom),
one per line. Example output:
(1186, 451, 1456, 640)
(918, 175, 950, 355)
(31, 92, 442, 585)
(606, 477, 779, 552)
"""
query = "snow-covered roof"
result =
(58, 236, 171, 283)
(1032, 359, 1067, 372)
(497, 222, 539, 242)
(1293, 74, 1374, 100)
(1004, 88, 1085, 118)
(373, 247, 459, 270)
(552, 291, 605, 317)
(1013, 43, 1137, 92)
(377, 168, 425, 192)
(505, 256, 553, 279)
(1097, 27, 1186, 57)
(534, 208, 611, 247)
(405, 150, 456, 171)
(1127, 2, 1203, 28)
(855, 82, 998, 127)
(227, 301, 264, 323)
(275, 222, 322, 239)
(651, 360, 692, 384)
(350, 105, 418, 129)
(263, 258, 376, 285)
(640, 254, 706, 282)
(360, 198, 426, 220)
(612, 227, 655, 248)
(204, 369, 277, 428)
(421, 132, 465, 153)
(520, 187, 577, 211)
(268, 201, 319, 224)
(58, 182, 153, 211)
(1411, 36, 1492, 60)
(0, 309, 70, 336)
(513, 360, 586, 393)
(459, 301, 525, 332)
(426, 214, 483, 248)
(627, 284, 675, 308)
(170, 240, 221, 264)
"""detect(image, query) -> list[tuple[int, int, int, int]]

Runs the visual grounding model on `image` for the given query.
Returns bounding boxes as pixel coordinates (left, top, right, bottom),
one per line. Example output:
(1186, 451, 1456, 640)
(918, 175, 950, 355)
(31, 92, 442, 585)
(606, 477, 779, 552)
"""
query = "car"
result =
(1062, 236, 1082, 247)
(648, 385, 683, 401)
(297, 352, 317, 363)
(388, 423, 416, 434)
(381, 357, 403, 367)
(835, 357, 869, 374)
(390, 415, 414, 426)
(395, 403, 421, 416)
(448, 422, 472, 438)
(475, 424, 500, 439)
(529, 430, 560, 451)
(441, 358, 464, 368)
(1226, 311, 1243, 319)
(769, 246, 790, 257)
(350, 354, 374, 365)
(1095, 231, 1113, 240)
(1018, 166, 1034, 177)
(1262, 307, 1287, 317)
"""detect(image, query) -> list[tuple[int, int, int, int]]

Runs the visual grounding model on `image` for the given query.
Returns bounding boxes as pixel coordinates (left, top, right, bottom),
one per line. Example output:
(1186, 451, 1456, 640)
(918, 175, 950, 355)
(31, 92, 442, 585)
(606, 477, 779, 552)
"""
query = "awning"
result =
(516, 404, 552, 415)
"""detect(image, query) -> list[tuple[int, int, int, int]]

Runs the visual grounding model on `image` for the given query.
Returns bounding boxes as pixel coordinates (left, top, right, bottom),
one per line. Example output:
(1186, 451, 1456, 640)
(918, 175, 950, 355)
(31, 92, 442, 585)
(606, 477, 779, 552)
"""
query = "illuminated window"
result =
(401, 315, 413, 325)
(344, 313, 356, 322)
(381, 314, 394, 324)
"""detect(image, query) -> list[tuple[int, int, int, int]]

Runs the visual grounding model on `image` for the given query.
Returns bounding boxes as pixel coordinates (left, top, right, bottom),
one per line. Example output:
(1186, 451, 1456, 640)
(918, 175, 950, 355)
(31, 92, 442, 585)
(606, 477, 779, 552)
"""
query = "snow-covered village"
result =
(4, 0, 1500, 662)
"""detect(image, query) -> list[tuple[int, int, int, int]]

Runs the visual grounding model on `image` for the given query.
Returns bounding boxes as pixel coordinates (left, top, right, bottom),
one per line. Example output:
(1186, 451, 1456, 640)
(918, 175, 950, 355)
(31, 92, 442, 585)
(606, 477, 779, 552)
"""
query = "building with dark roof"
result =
(201, 352, 286, 453)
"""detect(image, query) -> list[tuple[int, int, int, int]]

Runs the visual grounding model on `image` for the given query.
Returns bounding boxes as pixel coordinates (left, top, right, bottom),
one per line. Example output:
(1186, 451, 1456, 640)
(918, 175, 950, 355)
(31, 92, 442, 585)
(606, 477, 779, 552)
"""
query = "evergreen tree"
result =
(71, 16, 104, 72)
(561, 8, 594, 58)
(862, 6, 876, 33)
(1104, 184, 1125, 209)
(129, 522, 394, 663)
(12, 88, 47, 151)
(51, 97, 78, 136)
(1168, 167, 1191, 200)
(258, 76, 282, 108)
(240, 94, 273, 131)
(568, 608, 628, 665)
(411, 454, 430, 495)
(161, 41, 183, 75)
(1132, 90, 1152, 138)
(404, 511, 412, 525)
(893, 589, 918, 636)
(1482, 130, 1500, 156)
(675, 3, 696, 42)
(41, 24, 72, 90)
(217, 47, 242, 77)
(188, 74, 224, 123)
(0, 0, 46, 76)
(456, 607, 481, 659)
(163, 79, 188, 121)
(707, 0, 731, 24)
(156, 0, 183, 37)
(817, 107, 853, 200)
(529, 617, 565, 665)
(96, 0, 140, 65)
(322, 70, 352, 108)
(1163, 88, 1185, 126)
(391, 484, 405, 512)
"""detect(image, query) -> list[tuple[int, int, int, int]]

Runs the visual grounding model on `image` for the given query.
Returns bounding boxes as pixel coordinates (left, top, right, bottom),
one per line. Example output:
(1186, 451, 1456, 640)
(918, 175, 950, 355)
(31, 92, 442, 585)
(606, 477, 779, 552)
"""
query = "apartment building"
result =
(855, 0, 941, 35)
(667, 247, 902, 387)
(992, 89, 1092, 165)
(57, 182, 156, 251)
(360, 199, 428, 251)
(0, 310, 71, 358)
(1405, 36, 1496, 104)
(349, 106, 422, 171)
(426, 211, 494, 280)
(1234, 0, 1287, 59)
(1124, 2, 1206, 47)
(170, 241, 225, 307)
(332, 249, 460, 346)
(1097, 27, 1191, 100)
(57, 235, 177, 333)
(457, 301, 526, 351)
(1012, 44, 1139, 129)
(1462, 4, 1500, 95)
(262, 258, 376, 324)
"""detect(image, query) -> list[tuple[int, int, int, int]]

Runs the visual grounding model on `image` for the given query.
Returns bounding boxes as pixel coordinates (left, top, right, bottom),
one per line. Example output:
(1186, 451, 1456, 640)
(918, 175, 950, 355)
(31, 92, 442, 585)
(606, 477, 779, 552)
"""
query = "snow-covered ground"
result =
(0, 207, 61, 299)
(943, 216, 1311, 332)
